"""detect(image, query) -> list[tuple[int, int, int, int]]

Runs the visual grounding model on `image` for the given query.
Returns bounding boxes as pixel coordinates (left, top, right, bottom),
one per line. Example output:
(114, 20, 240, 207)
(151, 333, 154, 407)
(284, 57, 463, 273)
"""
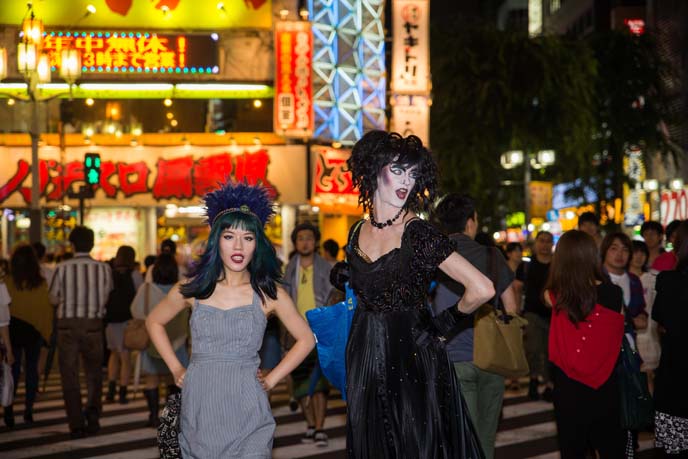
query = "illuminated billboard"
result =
(43, 31, 218, 75)
(0, 0, 271, 30)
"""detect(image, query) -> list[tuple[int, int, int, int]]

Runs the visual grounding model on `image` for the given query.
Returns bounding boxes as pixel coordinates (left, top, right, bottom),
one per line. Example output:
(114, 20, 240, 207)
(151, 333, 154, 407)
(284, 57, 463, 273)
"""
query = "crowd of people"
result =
(0, 130, 685, 459)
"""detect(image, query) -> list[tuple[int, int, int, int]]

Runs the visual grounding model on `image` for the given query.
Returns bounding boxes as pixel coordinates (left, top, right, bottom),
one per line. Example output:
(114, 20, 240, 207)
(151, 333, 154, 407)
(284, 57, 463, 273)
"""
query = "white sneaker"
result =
(301, 427, 316, 443)
(314, 430, 328, 447)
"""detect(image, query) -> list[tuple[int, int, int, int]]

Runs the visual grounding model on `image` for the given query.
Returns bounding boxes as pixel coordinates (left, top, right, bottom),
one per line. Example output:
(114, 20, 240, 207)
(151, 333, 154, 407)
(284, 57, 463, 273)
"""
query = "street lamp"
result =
(500, 149, 556, 233)
(0, 5, 82, 243)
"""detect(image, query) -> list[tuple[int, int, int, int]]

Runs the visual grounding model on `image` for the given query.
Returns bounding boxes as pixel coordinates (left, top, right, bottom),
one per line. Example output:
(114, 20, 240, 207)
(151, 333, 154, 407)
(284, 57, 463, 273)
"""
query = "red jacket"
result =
(548, 292, 624, 389)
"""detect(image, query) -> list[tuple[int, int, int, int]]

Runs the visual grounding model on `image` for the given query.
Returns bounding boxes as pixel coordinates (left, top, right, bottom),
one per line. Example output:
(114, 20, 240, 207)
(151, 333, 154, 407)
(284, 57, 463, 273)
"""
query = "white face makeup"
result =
(219, 227, 257, 272)
(376, 163, 419, 209)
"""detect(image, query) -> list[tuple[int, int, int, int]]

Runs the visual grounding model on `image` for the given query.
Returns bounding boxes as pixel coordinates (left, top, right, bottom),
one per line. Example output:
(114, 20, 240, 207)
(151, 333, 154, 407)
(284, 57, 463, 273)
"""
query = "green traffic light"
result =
(85, 157, 92, 167)
(87, 169, 99, 184)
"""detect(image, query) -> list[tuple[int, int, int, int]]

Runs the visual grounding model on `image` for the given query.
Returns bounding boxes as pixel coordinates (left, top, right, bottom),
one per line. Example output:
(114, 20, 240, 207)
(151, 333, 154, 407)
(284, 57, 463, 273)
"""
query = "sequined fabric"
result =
(345, 219, 484, 459)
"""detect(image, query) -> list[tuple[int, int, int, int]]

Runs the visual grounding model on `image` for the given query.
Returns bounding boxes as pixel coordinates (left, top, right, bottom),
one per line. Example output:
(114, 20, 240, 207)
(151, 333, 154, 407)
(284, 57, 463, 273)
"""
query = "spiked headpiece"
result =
(204, 180, 275, 227)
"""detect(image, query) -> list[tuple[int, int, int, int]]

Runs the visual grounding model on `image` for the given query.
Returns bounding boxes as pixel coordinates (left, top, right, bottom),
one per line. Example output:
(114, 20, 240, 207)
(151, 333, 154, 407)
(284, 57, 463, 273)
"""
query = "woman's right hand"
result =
(172, 367, 186, 388)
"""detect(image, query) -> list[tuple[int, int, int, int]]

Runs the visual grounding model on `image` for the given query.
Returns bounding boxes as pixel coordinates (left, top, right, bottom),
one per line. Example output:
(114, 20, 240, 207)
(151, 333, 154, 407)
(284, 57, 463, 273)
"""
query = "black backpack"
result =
(105, 268, 137, 323)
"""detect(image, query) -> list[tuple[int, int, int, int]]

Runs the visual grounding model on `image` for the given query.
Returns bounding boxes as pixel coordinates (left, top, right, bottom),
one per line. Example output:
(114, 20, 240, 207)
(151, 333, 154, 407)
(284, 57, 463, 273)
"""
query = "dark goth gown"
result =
(345, 219, 484, 459)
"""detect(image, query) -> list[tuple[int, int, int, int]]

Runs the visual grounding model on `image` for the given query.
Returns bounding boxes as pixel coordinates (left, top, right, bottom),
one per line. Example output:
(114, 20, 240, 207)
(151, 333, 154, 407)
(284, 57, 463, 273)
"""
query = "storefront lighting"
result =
(311, 206, 320, 213)
(166, 112, 174, 120)
(332, 141, 342, 149)
(253, 136, 261, 146)
(105, 123, 116, 134)
(299, 8, 310, 20)
(279, 8, 289, 20)
(178, 206, 204, 215)
(22, 16, 43, 45)
(211, 33, 219, 41)
(170, 119, 178, 127)
(500, 150, 524, 169)
(86, 4, 97, 15)
(164, 98, 173, 107)
(7, 98, 15, 106)
(17, 42, 38, 74)
(81, 83, 174, 91)
(493, 232, 501, 240)
(16, 216, 31, 229)
(216, 2, 226, 12)
(132, 127, 143, 137)
(670, 178, 684, 190)
(565, 210, 575, 220)
(527, 223, 535, 232)
(85, 98, 94, 106)
(36, 54, 52, 83)
(643, 179, 659, 191)
(542, 222, 551, 231)
(165, 204, 178, 218)
(253, 99, 262, 108)
(60, 48, 81, 85)
(83, 126, 94, 138)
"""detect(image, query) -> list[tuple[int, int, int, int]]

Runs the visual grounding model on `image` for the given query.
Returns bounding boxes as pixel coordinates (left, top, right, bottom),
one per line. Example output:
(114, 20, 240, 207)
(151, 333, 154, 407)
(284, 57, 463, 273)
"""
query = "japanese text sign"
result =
(274, 21, 314, 138)
(391, 0, 429, 94)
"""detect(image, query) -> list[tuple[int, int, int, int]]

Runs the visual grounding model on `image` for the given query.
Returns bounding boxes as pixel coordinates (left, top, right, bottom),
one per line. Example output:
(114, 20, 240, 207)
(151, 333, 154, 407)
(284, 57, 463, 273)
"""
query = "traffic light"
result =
(84, 153, 101, 185)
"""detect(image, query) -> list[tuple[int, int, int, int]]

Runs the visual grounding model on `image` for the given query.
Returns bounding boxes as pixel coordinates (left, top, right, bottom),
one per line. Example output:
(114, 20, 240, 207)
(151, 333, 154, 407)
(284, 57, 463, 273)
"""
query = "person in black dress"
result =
(345, 131, 495, 458)
(652, 220, 688, 457)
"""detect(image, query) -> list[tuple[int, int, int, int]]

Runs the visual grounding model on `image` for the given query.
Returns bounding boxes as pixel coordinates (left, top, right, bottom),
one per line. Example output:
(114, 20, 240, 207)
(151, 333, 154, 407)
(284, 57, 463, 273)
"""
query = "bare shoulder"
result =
(261, 286, 292, 313)
(543, 289, 553, 307)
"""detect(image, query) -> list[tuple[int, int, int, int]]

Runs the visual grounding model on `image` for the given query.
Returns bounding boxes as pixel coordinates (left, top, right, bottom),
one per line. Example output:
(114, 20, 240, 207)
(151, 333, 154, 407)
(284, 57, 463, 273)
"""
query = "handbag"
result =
(616, 314, 654, 430)
(158, 392, 182, 459)
(124, 283, 150, 351)
(473, 248, 529, 378)
(305, 282, 357, 399)
(0, 344, 13, 408)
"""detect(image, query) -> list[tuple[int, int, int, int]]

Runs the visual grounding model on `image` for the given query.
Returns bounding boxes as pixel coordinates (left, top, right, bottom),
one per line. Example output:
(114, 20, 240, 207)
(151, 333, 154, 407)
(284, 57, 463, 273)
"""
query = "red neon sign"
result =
(624, 18, 645, 35)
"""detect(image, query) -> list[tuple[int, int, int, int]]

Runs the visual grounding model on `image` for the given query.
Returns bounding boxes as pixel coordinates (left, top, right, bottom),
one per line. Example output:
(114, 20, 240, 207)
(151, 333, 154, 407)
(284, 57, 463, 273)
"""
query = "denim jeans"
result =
(11, 338, 42, 411)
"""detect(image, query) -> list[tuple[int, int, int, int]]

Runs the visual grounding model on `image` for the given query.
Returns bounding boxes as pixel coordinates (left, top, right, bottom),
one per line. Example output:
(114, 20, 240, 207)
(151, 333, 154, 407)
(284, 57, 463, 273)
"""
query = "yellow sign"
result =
(529, 181, 553, 219)
(0, 0, 272, 30)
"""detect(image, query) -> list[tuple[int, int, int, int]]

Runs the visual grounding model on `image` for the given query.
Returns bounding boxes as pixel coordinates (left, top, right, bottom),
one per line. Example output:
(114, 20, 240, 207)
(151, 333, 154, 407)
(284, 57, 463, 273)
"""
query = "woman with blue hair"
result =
(146, 181, 315, 458)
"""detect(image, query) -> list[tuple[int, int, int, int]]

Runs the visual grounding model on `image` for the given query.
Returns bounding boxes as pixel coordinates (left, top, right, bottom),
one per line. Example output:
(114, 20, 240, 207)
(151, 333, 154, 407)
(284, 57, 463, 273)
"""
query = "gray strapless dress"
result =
(180, 292, 274, 458)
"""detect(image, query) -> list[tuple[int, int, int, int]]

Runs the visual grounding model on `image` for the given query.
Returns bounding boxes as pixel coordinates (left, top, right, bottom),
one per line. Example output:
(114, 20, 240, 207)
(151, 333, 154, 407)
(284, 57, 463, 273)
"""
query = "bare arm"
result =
(511, 279, 523, 312)
(439, 252, 495, 314)
(145, 283, 190, 384)
(501, 283, 519, 315)
(262, 287, 315, 390)
(633, 314, 648, 330)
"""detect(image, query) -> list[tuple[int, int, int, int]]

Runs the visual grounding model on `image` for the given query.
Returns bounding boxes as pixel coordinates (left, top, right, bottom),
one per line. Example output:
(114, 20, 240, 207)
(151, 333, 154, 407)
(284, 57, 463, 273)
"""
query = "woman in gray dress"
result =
(146, 181, 315, 458)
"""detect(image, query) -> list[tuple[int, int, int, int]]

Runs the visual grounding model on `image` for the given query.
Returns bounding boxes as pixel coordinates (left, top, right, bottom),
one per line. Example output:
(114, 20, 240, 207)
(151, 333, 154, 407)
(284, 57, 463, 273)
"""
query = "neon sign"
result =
(42, 31, 219, 75)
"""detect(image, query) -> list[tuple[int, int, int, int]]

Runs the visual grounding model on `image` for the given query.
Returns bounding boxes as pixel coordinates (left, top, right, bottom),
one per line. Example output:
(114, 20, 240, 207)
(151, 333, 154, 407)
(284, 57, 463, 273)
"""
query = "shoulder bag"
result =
(305, 219, 364, 399)
(124, 283, 151, 351)
(473, 248, 530, 378)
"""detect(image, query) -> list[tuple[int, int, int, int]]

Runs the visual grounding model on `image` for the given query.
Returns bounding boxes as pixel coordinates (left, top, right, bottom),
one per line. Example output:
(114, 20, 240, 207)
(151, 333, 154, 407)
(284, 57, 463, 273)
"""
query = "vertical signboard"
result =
(391, 0, 429, 94)
(274, 20, 314, 138)
(390, 94, 429, 144)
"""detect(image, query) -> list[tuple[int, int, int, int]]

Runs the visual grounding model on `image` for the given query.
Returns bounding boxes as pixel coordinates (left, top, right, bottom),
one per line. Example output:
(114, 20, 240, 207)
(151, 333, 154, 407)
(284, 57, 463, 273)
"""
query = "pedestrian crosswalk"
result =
(0, 373, 659, 458)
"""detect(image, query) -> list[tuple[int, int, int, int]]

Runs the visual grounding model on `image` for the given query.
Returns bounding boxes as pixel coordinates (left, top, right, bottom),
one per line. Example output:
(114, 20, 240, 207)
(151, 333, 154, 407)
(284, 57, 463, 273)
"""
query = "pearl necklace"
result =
(370, 207, 405, 229)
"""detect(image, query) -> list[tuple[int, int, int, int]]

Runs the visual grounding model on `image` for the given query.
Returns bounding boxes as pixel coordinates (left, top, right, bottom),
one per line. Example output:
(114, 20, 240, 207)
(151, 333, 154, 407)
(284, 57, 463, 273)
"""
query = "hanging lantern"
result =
(36, 53, 51, 83)
(17, 42, 38, 74)
(21, 16, 44, 46)
(60, 48, 81, 84)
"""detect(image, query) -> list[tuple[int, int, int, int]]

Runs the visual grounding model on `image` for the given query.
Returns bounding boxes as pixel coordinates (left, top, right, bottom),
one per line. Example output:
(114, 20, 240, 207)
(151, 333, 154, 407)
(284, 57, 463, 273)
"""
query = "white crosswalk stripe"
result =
(0, 374, 658, 458)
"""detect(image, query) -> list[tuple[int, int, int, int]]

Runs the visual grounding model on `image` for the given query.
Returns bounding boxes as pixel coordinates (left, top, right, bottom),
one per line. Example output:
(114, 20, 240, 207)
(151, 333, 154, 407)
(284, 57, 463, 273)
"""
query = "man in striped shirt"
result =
(50, 226, 113, 438)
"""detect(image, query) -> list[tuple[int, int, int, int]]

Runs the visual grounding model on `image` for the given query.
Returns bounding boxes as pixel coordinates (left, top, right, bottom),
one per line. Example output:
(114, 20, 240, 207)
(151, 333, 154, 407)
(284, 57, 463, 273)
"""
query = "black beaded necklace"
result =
(370, 207, 405, 229)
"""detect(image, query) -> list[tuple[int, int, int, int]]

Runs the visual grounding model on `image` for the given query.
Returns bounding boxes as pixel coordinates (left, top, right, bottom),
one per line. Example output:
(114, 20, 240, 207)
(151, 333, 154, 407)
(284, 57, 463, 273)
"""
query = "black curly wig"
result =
(347, 130, 439, 214)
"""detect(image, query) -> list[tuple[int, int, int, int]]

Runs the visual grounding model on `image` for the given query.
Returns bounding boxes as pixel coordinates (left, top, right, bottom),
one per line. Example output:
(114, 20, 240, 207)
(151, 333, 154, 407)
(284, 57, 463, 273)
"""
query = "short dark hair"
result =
(431, 193, 476, 234)
(160, 239, 177, 255)
(578, 211, 599, 227)
(600, 232, 633, 270)
(31, 241, 46, 259)
(536, 231, 554, 242)
(505, 242, 522, 254)
(144, 255, 157, 268)
(68, 226, 95, 253)
(640, 220, 663, 236)
(631, 240, 649, 272)
(666, 219, 682, 242)
(291, 222, 320, 245)
(152, 253, 179, 285)
(322, 239, 339, 259)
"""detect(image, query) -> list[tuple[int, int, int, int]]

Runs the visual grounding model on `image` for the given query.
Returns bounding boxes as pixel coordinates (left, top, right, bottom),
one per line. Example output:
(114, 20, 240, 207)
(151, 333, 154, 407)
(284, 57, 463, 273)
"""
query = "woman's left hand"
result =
(257, 369, 275, 391)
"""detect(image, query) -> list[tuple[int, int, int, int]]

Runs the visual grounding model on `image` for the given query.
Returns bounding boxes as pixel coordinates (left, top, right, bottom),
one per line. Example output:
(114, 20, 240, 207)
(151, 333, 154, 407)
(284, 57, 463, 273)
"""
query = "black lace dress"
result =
(346, 219, 484, 459)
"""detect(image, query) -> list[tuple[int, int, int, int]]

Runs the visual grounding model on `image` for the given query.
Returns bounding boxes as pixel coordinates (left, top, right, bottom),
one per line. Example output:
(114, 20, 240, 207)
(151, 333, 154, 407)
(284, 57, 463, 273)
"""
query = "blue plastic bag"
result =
(305, 283, 357, 400)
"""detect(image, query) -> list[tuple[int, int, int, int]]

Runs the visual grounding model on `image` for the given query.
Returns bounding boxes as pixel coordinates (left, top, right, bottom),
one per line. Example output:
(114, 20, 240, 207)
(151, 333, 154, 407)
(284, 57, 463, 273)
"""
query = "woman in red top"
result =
(544, 230, 626, 458)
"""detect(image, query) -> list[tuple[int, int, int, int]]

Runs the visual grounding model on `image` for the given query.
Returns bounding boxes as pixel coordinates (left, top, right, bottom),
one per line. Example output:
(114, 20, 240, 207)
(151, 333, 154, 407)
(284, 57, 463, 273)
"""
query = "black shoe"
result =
(70, 428, 87, 439)
(289, 398, 298, 412)
(118, 385, 128, 405)
(528, 378, 540, 400)
(143, 388, 160, 428)
(23, 410, 34, 424)
(84, 408, 100, 435)
(106, 380, 116, 402)
(541, 387, 554, 403)
(301, 426, 316, 443)
(3, 405, 14, 428)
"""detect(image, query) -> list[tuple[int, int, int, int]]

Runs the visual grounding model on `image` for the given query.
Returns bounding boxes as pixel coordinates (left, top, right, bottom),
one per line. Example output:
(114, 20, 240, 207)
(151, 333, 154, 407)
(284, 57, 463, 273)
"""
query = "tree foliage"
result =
(430, 25, 674, 230)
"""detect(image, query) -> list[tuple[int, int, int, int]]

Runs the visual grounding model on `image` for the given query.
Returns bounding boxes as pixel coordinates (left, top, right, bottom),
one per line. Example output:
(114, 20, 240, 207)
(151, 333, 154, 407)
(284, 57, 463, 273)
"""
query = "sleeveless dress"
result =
(346, 219, 484, 458)
(179, 292, 274, 458)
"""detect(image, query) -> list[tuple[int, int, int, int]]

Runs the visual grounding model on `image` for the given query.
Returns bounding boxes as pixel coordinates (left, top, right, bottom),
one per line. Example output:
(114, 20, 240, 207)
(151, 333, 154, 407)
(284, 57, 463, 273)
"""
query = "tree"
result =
(430, 25, 598, 229)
